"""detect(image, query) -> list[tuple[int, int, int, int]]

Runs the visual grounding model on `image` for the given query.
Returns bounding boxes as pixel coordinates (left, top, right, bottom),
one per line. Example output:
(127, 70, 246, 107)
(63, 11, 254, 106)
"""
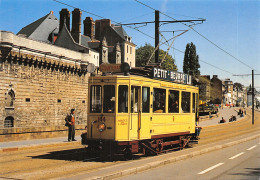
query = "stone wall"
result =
(0, 50, 89, 129)
(0, 32, 91, 142)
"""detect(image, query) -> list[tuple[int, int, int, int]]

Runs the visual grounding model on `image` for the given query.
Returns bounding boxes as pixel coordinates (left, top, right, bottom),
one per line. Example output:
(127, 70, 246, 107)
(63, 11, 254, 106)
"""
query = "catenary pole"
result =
(252, 70, 254, 125)
(155, 10, 159, 64)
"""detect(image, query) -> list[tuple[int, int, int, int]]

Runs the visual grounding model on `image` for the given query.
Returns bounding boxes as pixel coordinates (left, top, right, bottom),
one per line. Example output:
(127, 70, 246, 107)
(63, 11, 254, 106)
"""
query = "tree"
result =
(136, 43, 177, 71)
(234, 82, 244, 91)
(183, 42, 200, 76)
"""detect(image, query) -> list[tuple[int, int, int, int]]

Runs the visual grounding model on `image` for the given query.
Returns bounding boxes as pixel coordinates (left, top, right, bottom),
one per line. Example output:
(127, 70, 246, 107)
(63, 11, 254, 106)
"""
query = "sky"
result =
(0, 0, 259, 90)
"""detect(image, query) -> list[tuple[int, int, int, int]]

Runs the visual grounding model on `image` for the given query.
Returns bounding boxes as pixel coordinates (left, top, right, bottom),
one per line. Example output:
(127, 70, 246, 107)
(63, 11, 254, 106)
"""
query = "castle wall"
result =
(0, 31, 90, 141)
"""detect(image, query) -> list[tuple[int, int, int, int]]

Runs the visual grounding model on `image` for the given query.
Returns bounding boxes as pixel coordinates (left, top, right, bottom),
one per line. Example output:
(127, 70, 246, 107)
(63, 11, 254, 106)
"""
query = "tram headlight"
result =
(97, 123, 106, 132)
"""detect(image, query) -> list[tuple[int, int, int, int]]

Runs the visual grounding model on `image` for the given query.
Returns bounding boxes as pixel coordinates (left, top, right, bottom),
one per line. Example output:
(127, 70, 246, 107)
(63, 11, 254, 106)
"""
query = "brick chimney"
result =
(59, 8, 70, 34)
(95, 19, 111, 41)
(83, 17, 95, 40)
(71, 8, 82, 44)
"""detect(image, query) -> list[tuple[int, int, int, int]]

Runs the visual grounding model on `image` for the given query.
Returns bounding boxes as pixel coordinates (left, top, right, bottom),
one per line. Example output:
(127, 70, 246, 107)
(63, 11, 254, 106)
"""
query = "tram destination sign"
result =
(152, 68, 192, 85)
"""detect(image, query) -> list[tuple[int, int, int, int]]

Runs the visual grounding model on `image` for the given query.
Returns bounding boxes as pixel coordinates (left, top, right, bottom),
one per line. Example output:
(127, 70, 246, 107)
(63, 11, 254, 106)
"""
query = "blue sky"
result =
(1, 0, 259, 89)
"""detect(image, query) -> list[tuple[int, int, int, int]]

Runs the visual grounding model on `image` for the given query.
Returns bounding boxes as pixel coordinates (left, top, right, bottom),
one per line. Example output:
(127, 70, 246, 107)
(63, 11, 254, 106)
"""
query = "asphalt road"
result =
(118, 138, 260, 180)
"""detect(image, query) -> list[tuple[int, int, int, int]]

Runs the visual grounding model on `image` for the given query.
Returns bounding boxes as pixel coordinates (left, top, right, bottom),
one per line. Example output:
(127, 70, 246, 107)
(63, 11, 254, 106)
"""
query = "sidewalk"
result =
(0, 135, 81, 152)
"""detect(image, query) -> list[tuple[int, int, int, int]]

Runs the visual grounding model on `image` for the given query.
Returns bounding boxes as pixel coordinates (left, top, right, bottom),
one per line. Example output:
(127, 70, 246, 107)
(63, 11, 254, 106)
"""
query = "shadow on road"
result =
(29, 147, 141, 162)
(230, 167, 260, 178)
(29, 148, 104, 162)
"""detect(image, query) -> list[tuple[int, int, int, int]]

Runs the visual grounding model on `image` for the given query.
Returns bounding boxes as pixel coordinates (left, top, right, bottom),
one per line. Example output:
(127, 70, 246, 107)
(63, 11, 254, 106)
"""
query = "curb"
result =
(89, 133, 260, 180)
(0, 141, 81, 153)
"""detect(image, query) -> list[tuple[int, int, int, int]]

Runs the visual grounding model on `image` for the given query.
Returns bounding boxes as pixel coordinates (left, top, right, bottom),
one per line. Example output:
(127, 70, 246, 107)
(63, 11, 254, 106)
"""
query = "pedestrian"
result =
(220, 117, 226, 123)
(244, 109, 246, 115)
(65, 109, 77, 142)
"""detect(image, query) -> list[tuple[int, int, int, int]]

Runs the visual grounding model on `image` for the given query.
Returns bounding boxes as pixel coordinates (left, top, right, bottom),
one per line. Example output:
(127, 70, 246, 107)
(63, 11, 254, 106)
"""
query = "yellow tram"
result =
(84, 64, 199, 157)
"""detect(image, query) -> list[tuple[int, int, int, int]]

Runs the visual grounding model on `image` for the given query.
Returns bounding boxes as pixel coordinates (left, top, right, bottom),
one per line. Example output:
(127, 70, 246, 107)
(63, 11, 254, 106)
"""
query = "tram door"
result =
(130, 86, 140, 140)
(130, 86, 150, 140)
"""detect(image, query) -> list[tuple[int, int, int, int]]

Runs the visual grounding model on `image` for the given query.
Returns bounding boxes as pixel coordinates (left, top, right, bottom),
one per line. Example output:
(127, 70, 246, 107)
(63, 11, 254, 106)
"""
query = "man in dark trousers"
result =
(66, 109, 77, 142)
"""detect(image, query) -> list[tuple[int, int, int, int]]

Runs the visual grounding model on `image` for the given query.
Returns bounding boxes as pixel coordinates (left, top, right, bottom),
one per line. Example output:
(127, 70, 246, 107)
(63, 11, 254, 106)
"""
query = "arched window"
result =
(6, 90, 15, 107)
(4, 116, 14, 128)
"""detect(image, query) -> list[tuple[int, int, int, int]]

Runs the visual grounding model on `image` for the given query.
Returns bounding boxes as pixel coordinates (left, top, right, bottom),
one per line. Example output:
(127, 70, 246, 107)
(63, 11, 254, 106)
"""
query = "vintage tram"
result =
(83, 64, 199, 157)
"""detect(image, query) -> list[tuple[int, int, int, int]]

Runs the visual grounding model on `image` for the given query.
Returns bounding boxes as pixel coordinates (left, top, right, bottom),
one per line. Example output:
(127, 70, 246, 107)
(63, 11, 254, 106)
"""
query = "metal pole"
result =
(155, 10, 159, 64)
(252, 70, 254, 125)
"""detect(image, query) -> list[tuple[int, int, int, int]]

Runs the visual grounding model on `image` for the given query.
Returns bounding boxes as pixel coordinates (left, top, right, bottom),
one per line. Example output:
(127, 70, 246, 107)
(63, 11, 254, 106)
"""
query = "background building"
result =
(0, 8, 136, 141)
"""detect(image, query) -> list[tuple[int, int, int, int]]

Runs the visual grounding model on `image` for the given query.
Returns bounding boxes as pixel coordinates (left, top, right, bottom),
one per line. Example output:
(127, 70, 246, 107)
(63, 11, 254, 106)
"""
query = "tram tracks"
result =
(1, 111, 259, 180)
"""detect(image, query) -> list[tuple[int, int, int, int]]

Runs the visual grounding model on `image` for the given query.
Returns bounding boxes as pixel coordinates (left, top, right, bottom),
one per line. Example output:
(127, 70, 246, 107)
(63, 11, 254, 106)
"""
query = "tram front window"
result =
(103, 85, 115, 113)
(182, 91, 191, 113)
(153, 88, 166, 113)
(169, 90, 179, 113)
(118, 85, 128, 113)
(90, 85, 102, 113)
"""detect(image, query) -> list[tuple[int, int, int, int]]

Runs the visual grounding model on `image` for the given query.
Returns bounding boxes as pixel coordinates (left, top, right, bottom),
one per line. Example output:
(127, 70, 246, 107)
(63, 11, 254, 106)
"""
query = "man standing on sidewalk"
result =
(66, 109, 77, 142)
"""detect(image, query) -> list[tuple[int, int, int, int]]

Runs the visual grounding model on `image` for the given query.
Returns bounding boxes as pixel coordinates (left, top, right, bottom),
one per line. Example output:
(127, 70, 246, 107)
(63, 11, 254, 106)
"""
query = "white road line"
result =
(198, 163, 224, 175)
(229, 152, 245, 160)
(247, 145, 257, 151)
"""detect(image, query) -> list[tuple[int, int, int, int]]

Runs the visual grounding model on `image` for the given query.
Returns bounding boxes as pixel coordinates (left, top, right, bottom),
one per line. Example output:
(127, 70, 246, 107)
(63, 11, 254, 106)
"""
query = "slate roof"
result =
(80, 35, 91, 48)
(17, 12, 59, 43)
(113, 26, 128, 40)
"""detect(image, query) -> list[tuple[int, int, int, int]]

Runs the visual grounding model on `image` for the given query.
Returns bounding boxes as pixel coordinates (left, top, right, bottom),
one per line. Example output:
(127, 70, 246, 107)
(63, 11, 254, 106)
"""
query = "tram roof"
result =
(90, 73, 198, 89)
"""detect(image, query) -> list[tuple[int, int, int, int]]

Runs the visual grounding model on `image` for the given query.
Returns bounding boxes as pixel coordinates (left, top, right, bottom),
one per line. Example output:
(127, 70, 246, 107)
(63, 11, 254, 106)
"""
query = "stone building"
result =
(0, 8, 136, 141)
(0, 31, 96, 141)
(17, 8, 136, 68)
(223, 78, 234, 106)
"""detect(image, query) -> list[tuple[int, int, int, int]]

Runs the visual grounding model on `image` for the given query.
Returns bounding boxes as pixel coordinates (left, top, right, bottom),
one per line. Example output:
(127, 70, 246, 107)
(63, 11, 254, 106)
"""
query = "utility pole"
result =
(233, 71, 260, 125)
(252, 70, 254, 124)
(120, 11, 205, 66)
(155, 10, 160, 64)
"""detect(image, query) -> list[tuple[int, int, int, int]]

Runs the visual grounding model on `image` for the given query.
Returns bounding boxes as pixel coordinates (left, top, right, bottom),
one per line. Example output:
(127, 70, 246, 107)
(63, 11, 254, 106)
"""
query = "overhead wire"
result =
(53, 0, 242, 78)
(133, 0, 259, 73)
(53, 0, 154, 39)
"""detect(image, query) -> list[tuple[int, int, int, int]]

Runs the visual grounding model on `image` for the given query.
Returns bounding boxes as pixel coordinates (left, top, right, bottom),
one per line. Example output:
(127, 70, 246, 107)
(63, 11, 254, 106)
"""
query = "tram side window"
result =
(118, 85, 128, 113)
(103, 85, 115, 113)
(153, 88, 166, 113)
(131, 86, 140, 113)
(181, 91, 191, 113)
(168, 90, 179, 113)
(90, 85, 102, 113)
(192, 93, 195, 113)
(142, 87, 150, 113)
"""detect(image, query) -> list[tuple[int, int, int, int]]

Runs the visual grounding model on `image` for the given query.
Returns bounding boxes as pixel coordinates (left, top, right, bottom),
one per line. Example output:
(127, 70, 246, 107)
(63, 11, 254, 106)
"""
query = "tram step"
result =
(189, 140, 198, 144)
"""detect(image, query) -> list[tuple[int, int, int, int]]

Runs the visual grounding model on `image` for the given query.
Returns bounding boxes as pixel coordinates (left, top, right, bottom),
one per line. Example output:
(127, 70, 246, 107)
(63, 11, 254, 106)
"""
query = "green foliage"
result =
(183, 42, 200, 76)
(136, 43, 178, 71)
(234, 82, 244, 91)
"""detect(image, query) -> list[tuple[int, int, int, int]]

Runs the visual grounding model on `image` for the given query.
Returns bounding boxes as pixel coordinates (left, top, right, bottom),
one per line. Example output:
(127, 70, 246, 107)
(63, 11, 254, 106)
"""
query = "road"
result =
(118, 137, 260, 180)
(0, 107, 259, 179)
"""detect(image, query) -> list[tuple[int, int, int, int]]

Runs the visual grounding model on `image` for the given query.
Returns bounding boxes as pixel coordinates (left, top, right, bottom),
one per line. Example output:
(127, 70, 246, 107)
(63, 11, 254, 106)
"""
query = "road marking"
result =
(229, 152, 245, 160)
(198, 163, 224, 175)
(247, 145, 257, 151)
